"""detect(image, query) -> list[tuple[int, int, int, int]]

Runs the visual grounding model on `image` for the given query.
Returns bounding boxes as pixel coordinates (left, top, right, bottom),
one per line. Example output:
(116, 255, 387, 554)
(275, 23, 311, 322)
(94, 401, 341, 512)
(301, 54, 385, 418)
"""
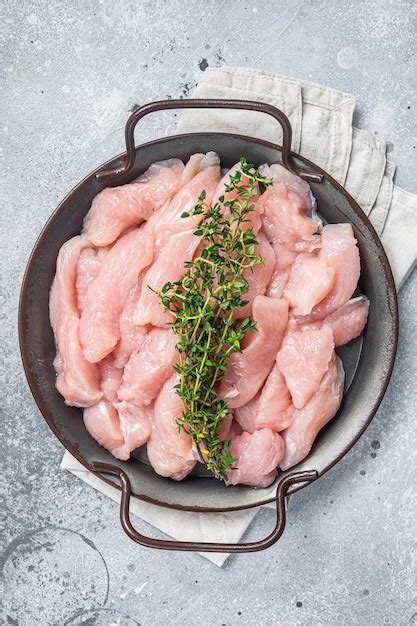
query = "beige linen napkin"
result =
(63, 67, 417, 567)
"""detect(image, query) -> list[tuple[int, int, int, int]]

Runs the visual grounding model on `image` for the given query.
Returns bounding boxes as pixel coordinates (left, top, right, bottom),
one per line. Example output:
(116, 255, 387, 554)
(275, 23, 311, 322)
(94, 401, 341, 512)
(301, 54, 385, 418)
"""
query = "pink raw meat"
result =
(180, 152, 220, 185)
(49, 236, 102, 407)
(113, 275, 150, 368)
(145, 153, 221, 252)
(256, 363, 295, 431)
(233, 231, 275, 319)
(218, 414, 234, 441)
(135, 230, 200, 327)
(82, 159, 183, 246)
(219, 296, 289, 408)
(234, 364, 294, 433)
(258, 166, 319, 250)
(284, 252, 336, 316)
(113, 400, 151, 458)
(280, 354, 345, 470)
(299, 296, 369, 347)
(79, 226, 154, 363)
(83, 401, 127, 460)
(324, 296, 369, 346)
(153, 374, 194, 459)
(307, 223, 360, 319)
(259, 163, 315, 212)
(227, 428, 285, 487)
(277, 326, 335, 409)
(99, 357, 123, 403)
(75, 247, 107, 314)
(146, 399, 196, 480)
(118, 328, 178, 405)
(234, 395, 260, 434)
(266, 241, 298, 299)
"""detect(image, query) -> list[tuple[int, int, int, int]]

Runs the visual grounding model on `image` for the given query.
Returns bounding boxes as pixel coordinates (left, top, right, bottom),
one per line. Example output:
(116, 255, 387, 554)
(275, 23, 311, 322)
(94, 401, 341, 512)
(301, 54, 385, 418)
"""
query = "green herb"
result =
(157, 158, 273, 481)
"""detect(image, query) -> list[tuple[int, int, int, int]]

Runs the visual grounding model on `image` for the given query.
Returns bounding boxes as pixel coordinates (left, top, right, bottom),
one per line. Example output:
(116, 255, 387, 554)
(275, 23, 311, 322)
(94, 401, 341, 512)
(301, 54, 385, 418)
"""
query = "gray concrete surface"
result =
(1, 1, 416, 624)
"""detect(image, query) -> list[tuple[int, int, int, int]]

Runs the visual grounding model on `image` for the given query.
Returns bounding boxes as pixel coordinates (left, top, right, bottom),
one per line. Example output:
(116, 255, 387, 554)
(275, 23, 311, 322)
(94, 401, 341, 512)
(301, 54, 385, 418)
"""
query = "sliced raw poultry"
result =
(153, 374, 194, 459)
(135, 230, 200, 327)
(113, 400, 151, 459)
(75, 247, 108, 314)
(180, 152, 219, 185)
(85, 358, 150, 460)
(79, 226, 154, 363)
(98, 357, 123, 403)
(83, 401, 127, 460)
(280, 354, 345, 470)
(305, 223, 360, 319)
(49, 236, 102, 407)
(258, 165, 319, 250)
(234, 364, 294, 433)
(255, 364, 295, 431)
(82, 159, 183, 246)
(227, 428, 285, 487)
(284, 251, 336, 316)
(323, 296, 369, 346)
(145, 153, 221, 253)
(299, 296, 370, 347)
(118, 327, 178, 406)
(277, 326, 335, 409)
(259, 163, 315, 213)
(113, 275, 150, 368)
(232, 231, 275, 319)
(146, 402, 196, 480)
(219, 296, 289, 408)
(266, 241, 298, 299)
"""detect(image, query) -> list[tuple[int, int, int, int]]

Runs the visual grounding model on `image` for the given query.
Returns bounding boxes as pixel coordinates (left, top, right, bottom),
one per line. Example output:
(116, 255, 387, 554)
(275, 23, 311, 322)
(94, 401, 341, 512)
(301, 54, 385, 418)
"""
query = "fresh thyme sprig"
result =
(157, 158, 273, 481)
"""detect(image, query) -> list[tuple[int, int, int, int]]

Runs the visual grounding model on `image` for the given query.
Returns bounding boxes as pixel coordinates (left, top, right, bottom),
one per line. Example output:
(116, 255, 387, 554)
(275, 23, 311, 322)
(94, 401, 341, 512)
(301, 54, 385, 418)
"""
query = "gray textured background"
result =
(1, 1, 416, 624)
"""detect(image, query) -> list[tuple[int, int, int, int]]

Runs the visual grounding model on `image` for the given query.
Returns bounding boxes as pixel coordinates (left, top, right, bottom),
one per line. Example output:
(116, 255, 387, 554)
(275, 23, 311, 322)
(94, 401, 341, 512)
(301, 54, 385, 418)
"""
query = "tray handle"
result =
(91, 461, 318, 553)
(96, 99, 322, 184)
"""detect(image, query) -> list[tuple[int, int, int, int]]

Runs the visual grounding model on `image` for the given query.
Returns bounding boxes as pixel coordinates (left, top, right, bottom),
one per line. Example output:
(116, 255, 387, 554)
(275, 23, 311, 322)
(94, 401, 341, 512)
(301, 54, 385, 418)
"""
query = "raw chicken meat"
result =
(113, 400, 151, 458)
(83, 401, 127, 459)
(284, 251, 336, 316)
(145, 153, 221, 252)
(113, 275, 149, 368)
(83, 159, 183, 246)
(234, 395, 260, 434)
(153, 374, 194, 459)
(227, 429, 285, 487)
(299, 296, 369, 347)
(324, 296, 369, 346)
(234, 363, 294, 434)
(135, 230, 200, 327)
(232, 231, 275, 319)
(79, 226, 154, 363)
(277, 326, 335, 409)
(146, 399, 196, 480)
(50, 156, 368, 484)
(219, 296, 289, 408)
(258, 167, 319, 250)
(280, 354, 345, 470)
(306, 223, 360, 319)
(180, 152, 220, 185)
(259, 163, 315, 213)
(118, 328, 178, 406)
(75, 247, 108, 314)
(99, 357, 123, 402)
(266, 241, 298, 299)
(49, 236, 102, 407)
